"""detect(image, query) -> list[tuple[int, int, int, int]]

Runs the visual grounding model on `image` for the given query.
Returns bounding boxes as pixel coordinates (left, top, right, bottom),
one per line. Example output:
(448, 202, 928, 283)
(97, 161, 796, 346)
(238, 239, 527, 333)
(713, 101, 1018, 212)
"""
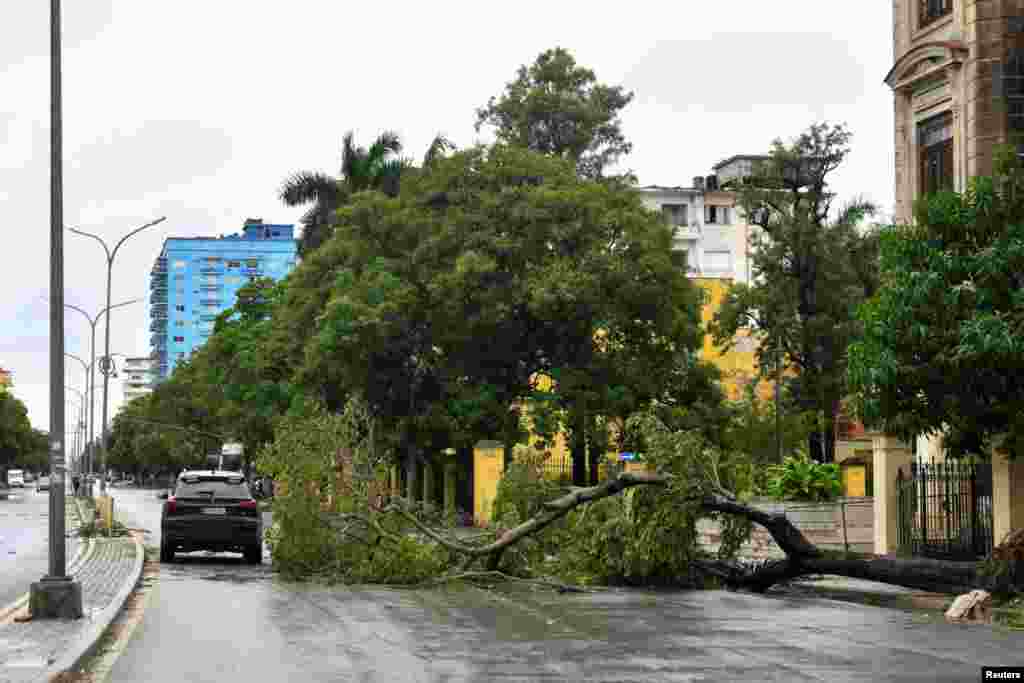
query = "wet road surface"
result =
(0, 485, 79, 610)
(106, 488, 1024, 682)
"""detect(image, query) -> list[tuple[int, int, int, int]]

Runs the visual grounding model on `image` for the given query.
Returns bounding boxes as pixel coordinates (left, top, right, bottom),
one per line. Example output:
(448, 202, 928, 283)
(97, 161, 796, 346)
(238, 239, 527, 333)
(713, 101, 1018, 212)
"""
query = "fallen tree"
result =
(262, 399, 1021, 595)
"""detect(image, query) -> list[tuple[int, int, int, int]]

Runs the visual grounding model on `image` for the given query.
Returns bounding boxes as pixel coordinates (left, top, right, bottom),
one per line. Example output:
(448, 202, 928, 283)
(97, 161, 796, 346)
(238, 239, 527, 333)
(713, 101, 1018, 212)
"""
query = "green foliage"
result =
(711, 122, 880, 462)
(848, 146, 1024, 459)
(721, 380, 819, 493)
(491, 446, 563, 524)
(766, 452, 842, 502)
(0, 392, 43, 474)
(475, 46, 634, 179)
(494, 411, 760, 587)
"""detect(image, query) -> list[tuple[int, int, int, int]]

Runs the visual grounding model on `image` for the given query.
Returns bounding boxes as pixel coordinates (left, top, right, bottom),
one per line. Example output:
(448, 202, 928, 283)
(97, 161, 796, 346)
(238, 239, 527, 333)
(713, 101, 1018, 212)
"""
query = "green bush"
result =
(766, 452, 842, 502)
(491, 446, 563, 524)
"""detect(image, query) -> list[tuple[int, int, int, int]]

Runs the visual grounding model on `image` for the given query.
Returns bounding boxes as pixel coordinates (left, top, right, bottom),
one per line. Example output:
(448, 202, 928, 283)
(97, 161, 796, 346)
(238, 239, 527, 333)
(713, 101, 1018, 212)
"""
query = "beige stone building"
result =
(886, 0, 1024, 224)
(874, 0, 1024, 554)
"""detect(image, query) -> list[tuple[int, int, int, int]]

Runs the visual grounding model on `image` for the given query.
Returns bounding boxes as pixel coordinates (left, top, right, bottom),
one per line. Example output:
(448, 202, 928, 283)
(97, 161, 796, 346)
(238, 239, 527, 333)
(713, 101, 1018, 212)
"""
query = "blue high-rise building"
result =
(149, 219, 298, 380)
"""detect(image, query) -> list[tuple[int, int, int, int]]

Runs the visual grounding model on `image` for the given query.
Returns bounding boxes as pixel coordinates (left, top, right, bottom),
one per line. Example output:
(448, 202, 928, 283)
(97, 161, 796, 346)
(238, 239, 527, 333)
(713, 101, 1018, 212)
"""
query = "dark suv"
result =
(160, 470, 262, 564)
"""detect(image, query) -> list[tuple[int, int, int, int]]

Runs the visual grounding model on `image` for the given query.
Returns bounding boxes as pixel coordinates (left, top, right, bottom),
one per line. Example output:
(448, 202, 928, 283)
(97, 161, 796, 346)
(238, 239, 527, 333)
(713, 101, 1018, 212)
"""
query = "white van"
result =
(7, 470, 25, 488)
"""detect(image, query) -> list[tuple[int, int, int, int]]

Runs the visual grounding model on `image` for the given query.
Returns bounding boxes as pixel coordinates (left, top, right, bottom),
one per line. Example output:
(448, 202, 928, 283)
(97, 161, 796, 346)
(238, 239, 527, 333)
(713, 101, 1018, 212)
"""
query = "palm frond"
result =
(278, 171, 341, 207)
(835, 196, 878, 227)
(340, 131, 364, 181)
(372, 130, 403, 155)
(422, 133, 456, 168)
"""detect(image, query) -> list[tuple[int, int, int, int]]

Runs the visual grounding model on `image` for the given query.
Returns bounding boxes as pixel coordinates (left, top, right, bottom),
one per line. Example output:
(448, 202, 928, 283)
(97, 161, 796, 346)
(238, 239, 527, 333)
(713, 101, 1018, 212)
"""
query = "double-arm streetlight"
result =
(62, 300, 142, 479)
(64, 352, 91, 474)
(68, 216, 165, 494)
(65, 388, 85, 473)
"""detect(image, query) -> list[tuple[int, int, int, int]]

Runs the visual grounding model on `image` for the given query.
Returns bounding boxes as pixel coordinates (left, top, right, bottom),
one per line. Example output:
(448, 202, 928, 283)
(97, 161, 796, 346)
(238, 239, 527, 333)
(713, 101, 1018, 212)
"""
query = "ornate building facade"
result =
(886, 0, 1024, 223)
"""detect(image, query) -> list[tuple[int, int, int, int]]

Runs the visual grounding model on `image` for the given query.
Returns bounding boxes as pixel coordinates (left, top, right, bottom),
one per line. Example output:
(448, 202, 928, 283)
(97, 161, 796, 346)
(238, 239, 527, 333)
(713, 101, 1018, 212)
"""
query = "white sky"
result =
(0, 0, 894, 436)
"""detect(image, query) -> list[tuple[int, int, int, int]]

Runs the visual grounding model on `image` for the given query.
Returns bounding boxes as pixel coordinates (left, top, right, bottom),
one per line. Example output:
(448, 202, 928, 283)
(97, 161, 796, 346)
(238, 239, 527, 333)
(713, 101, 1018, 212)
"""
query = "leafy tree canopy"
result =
(475, 47, 634, 179)
(848, 146, 1024, 459)
(710, 122, 880, 462)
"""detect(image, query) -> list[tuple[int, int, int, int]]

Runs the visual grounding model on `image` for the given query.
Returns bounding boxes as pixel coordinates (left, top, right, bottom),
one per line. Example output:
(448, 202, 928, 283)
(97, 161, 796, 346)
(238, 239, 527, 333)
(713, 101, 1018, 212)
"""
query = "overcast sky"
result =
(0, 1, 894, 437)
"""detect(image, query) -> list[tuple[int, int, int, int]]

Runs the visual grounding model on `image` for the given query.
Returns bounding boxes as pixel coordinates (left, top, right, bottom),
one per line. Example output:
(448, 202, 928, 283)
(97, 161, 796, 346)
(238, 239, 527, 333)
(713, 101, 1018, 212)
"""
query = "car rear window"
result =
(175, 477, 251, 500)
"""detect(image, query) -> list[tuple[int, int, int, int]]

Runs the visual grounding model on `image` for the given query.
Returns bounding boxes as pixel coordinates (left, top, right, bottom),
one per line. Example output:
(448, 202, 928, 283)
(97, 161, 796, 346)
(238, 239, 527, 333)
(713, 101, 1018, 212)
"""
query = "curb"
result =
(0, 497, 95, 624)
(42, 524, 145, 682)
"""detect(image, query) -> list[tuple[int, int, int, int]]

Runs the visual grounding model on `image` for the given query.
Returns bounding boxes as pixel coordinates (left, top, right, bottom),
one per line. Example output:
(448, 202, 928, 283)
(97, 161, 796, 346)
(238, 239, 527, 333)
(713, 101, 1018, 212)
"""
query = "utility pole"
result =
(30, 0, 83, 620)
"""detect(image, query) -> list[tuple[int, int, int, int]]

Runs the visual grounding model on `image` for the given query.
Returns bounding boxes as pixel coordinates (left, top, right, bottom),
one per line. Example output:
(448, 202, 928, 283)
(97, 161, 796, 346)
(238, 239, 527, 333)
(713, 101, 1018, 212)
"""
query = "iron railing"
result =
(897, 461, 993, 560)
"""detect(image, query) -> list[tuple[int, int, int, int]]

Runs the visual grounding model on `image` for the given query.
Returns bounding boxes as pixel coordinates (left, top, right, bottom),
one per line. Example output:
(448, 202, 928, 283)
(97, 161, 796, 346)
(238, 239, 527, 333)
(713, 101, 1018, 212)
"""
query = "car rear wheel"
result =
(244, 544, 262, 565)
(160, 541, 175, 563)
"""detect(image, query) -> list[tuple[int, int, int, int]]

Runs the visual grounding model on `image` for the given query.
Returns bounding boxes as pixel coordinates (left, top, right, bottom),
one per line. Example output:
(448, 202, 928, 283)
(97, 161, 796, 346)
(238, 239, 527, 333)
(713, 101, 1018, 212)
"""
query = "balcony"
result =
(150, 309, 167, 320)
(200, 267, 222, 276)
(199, 299, 222, 307)
(199, 284, 223, 292)
(150, 278, 167, 290)
(149, 321, 167, 333)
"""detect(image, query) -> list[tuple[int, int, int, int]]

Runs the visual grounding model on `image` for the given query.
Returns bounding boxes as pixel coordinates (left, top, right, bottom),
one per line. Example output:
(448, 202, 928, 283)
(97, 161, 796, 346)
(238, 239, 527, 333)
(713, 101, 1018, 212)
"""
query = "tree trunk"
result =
(372, 472, 1020, 596)
(570, 396, 587, 486)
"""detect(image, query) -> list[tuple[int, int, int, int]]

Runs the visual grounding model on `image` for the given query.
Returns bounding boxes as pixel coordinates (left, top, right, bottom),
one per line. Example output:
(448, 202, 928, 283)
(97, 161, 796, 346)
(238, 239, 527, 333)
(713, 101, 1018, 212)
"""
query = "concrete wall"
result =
(697, 497, 875, 561)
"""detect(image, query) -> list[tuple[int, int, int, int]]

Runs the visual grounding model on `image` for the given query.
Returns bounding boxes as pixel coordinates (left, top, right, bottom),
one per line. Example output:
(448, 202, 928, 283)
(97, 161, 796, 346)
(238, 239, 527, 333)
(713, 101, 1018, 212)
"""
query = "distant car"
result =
(23, 472, 35, 483)
(35, 476, 50, 492)
(160, 470, 262, 564)
(6, 470, 25, 488)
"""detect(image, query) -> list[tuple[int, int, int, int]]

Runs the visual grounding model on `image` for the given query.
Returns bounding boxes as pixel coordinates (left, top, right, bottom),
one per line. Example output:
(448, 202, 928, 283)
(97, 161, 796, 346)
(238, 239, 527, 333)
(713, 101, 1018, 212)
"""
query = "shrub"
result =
(766, 452, 842, 502)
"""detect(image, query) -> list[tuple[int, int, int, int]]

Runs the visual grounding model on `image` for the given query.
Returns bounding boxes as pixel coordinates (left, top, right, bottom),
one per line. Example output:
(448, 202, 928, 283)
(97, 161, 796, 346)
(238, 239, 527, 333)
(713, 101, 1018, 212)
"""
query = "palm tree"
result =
(282, 131, 455, 256)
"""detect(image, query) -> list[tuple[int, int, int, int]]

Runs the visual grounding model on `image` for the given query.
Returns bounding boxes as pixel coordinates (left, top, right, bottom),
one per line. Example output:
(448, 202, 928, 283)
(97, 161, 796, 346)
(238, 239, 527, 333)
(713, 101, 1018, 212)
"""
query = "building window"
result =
(173, 336, 184, 343)
(177, 352, 185, 359)
(175, 288, 184, 295)
(918, 0, 952, 30)
(175, 304, 185, 312)
(917, 112, 953, 198)
(173, 260, 185, 269)
(245, 258, 259, 268)
(661, 204, 687, 226)
(173, 274, 184, 280)
(227, 260, 241, 268)
(705, 205, 730, 225)
(1005, 50, 1024, 153)
(174, 320, 185, 327)
(704, 250, 732, 273)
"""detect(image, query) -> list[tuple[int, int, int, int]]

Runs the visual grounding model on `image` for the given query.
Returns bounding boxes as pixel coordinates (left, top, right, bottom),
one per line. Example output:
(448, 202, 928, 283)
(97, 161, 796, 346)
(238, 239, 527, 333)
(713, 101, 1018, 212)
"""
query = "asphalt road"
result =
(0, 484, 80, 611)
(105, 487, 1024, 683)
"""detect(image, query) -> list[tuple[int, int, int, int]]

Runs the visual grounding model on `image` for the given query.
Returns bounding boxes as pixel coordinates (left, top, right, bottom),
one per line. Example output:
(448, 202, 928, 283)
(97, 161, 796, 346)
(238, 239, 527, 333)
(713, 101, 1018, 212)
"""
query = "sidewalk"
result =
(0, 494, 143, 683)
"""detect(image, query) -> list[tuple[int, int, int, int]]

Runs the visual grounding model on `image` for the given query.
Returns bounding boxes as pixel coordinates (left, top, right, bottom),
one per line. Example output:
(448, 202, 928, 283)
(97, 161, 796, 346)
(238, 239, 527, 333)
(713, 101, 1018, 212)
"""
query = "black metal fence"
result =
(896, 461, 993, 560)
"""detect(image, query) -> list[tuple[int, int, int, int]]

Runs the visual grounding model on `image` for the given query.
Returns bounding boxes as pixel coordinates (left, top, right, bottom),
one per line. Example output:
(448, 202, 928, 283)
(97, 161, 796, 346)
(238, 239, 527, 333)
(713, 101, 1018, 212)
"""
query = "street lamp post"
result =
(65, 352, 88, 475)
(69, 217, 165, 495)
(65, 387, 85, 470)
(30, 0, 83, 619)
(63, 300, 142, 480)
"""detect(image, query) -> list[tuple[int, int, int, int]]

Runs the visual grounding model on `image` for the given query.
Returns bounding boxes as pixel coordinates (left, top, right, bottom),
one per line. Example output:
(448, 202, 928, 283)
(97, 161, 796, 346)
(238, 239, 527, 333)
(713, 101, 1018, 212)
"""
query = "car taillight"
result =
(239, 499, 258, 516)
(165, 496, 177, 515)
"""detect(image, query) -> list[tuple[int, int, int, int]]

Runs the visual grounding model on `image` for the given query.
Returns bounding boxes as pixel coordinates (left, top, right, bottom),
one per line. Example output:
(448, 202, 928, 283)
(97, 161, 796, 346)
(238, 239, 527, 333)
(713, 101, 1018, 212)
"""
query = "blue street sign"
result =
(619, 452, 636, 461)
